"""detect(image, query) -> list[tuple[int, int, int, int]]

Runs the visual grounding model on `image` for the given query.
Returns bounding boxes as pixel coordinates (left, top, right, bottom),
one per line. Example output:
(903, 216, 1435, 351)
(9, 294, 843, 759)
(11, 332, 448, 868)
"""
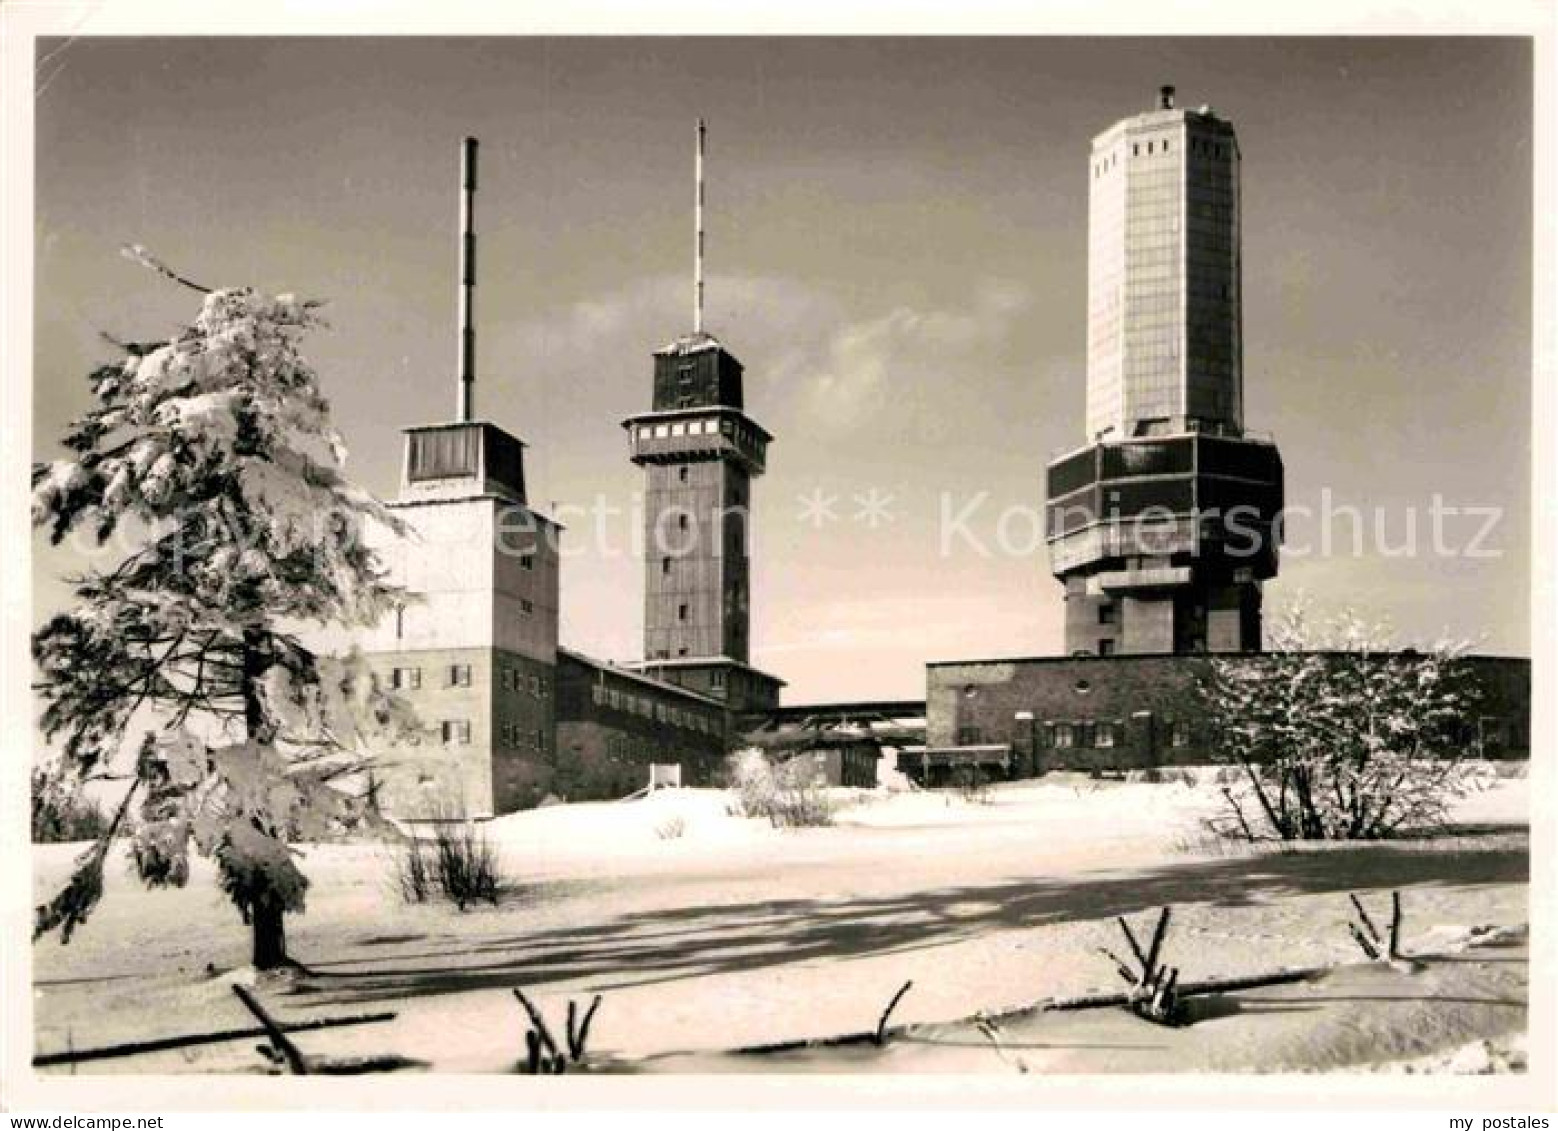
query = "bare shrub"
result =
(953, 764, 994, 804)
(393, 811, 505, 909)
(654, 815, 687, 840)
(393, 835, 434, 903)
(432, 821, 504, 909)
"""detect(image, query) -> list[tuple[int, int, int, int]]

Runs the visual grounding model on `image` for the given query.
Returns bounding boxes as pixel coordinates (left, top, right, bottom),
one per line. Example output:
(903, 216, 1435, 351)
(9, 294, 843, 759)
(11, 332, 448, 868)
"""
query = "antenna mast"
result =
(457, 136, 478, 422)
(694, 118, 705, 335)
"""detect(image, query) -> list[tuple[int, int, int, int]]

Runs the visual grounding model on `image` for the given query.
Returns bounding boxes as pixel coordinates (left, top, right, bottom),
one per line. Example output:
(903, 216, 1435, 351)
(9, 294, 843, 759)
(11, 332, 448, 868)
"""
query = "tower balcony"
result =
(624, 406, 770, 476)
(1045, 432, 1283, 579)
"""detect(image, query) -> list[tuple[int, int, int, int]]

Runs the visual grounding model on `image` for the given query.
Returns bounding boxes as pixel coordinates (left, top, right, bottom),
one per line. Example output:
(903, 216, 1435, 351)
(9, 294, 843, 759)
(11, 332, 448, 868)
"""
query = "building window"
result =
(711, 670, 726, 691)
(1095, 722, 1117, 748)
(1099, 639, 1116, 656)
(678, 513, 690, 531)
(678, 604, 688, 621)
(441, 719, 471, 745)
(391, 666, 421, 691)
(1098, 604, 1115, 625)
(591, 683, 604, 705)
(1076, 722, 1096, 748)
(529, 674, 540, 695)
(662, 557, 672, 575)
(679, 466, 689, 482)
(519, 553, 534, 571)
(677, 647, 688, 657)
(521, 598, 534, 615)
(1054, 723, 1075, 749)
(1171, 720, 1191, 748)
(448, 664, 472, 688)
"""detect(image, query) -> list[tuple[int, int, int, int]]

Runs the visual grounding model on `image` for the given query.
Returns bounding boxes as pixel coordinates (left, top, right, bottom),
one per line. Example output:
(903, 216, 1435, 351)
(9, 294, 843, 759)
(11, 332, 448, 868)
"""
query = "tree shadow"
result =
(281, 837, 1527, 1012)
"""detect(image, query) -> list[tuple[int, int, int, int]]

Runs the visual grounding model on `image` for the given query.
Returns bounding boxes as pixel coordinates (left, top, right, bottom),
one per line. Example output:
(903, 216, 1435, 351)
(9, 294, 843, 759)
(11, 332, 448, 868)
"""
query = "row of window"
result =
(637, 418, 761, 446)
(960, 720, 1194, 749)
(606, 733, 664, 761)
(500, 664, 550, 700)
(589, 682, 720, 734)
(390, 662, 548, 696)
(497, 721, 547, 753)
(1092, 137, 1233, 181)
(392, 664, 473, 691)
(429, 718, 549, 752)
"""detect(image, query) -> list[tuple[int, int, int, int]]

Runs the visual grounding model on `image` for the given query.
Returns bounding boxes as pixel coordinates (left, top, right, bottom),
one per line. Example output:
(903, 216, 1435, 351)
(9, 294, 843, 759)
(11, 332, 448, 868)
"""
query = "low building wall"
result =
(926, 653, 1530, 777)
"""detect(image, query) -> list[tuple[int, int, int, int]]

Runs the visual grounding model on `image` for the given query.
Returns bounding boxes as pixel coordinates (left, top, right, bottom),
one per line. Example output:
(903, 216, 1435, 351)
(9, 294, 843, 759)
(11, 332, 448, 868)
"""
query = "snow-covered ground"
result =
(31, 771, 1529, 1074)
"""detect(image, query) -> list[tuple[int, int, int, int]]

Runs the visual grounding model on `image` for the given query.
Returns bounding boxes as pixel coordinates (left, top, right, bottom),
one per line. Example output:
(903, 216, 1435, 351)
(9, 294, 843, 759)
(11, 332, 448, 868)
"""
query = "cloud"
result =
(785, 282, 1032, 428)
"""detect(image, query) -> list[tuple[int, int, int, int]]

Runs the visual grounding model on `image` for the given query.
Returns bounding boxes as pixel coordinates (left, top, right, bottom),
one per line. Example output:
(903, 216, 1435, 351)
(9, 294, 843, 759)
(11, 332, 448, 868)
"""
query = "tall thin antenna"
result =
(694, 118, 706, 335)
(457, 136, 478, 422)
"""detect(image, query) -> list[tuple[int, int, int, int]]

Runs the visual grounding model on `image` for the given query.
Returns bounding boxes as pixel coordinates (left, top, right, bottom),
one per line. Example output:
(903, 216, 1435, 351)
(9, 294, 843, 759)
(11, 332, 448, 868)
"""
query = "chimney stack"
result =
(1159, 85, 1176, 110)
(457, 136, 478, 422)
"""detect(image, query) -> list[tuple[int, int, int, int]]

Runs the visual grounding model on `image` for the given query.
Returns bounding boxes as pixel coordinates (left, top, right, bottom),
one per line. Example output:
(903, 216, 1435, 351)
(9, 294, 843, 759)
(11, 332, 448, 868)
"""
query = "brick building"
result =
(553, 649, 728, 801)
(920, 654, 1530, 785)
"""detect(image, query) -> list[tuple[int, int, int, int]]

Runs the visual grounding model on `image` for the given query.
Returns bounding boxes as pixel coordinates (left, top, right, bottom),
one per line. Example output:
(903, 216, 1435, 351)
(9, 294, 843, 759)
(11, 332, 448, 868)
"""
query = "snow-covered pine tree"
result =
(33, 248, 415, 969)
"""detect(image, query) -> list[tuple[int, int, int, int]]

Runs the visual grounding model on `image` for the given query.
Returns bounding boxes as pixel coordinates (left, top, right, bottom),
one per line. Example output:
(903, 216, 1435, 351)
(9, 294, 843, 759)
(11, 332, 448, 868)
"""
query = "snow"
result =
(31, 774, 1529, 1074)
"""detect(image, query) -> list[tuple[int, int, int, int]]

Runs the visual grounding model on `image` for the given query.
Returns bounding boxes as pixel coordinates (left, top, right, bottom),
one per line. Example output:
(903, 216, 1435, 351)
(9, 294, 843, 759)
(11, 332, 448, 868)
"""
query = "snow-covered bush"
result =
(32, 252, 416, 965)
(724, 748, 835, 828)
(952, 764, 993, 804)
(1203, 601, 1483, 841)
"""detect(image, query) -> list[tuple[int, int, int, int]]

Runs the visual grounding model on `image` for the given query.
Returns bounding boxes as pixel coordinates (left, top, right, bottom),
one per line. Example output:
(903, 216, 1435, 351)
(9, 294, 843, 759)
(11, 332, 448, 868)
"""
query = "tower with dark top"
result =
(1046, 88, 1284, 657)
(624, 121, 784, 715)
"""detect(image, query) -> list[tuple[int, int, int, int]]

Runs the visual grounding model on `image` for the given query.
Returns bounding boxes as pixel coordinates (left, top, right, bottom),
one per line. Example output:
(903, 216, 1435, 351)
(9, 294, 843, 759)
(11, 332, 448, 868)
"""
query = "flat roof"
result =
(627, 656, 787, 686)
(558, 647, 726, 708)
(927, 651, 1530, 668)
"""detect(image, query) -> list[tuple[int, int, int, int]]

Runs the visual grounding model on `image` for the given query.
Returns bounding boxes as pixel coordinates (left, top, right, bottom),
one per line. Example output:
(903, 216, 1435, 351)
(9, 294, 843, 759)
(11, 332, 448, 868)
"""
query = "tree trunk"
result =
(252, 893, 287, 971)
(240, 627, 289, 971)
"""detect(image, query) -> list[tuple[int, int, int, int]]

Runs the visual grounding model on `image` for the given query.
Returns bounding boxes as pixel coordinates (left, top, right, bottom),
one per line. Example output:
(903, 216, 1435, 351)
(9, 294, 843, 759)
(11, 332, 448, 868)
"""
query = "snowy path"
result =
(31, 777, 1528, 1073)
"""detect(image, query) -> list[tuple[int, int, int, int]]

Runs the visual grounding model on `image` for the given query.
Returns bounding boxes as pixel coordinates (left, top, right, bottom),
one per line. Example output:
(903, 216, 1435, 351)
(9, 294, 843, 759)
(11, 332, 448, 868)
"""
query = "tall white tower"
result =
(1086, 84, 1243, 442)
(1048, 89, 1282, 658)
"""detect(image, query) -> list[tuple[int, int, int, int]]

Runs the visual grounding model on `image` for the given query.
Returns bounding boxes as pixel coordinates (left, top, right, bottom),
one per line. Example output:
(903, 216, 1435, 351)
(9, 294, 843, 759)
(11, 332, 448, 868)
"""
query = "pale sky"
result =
(32, 37, 1533, 702)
